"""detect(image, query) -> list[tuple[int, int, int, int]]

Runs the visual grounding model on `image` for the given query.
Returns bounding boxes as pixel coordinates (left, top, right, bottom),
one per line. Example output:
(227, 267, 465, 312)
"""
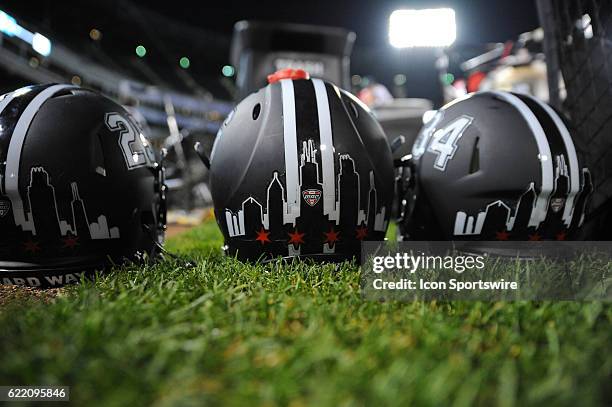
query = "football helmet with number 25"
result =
(0, 84, 166, 287)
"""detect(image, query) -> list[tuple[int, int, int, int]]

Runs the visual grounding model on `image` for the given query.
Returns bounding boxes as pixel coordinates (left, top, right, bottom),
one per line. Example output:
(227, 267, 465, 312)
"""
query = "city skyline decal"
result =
(223, 139, 388, 256)
(454, 155, 592, 240)
(14, 166, 120, 241)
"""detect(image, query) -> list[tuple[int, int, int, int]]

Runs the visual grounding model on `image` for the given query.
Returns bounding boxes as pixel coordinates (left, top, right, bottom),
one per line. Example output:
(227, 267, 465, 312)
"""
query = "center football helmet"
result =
(0, 84, 166, 287)
(397, 91, 592, 241)
(204, 69, 394, 262)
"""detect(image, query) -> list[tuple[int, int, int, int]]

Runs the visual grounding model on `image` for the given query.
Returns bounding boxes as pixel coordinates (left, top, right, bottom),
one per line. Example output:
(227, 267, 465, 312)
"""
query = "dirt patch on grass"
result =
(166, 224, 195, 238)
(0, 285, 64, 306)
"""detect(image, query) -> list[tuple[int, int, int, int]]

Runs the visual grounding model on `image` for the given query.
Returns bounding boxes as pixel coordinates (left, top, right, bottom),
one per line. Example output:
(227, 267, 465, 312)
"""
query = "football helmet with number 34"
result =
(397, 91, 592, 241)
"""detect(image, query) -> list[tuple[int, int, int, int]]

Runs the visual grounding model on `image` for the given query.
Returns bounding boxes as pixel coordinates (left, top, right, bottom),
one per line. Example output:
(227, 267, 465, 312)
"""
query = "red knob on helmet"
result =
(267, 68, 310, 84)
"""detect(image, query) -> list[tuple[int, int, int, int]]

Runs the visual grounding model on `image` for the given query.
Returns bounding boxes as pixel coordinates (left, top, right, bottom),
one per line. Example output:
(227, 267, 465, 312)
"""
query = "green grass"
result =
(0, 221, 611, 406)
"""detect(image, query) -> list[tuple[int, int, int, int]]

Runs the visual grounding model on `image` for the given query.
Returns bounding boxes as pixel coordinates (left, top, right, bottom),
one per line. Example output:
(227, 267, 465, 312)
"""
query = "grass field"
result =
(0, 221, 611, 406)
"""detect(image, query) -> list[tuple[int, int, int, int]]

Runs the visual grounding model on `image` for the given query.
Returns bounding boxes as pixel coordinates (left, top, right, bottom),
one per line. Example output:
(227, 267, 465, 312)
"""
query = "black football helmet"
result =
(397, 91, 592, 241)
(204, 69, 394, 262)
(0, 84, 166, 287)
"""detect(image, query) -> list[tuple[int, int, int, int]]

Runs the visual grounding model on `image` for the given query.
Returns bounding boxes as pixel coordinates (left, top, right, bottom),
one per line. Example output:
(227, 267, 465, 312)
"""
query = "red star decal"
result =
(62, 234, 79, 249)
(288, 228, 305, 246)
(23, 239, 41, 253)
(255, 227, 271, 245)
(496, 230, 510, 241)
(528, 233, 542, 241)
(324, 227, 340, 246)
(556, 231, 567, 241)
(356, 225, 368, 240)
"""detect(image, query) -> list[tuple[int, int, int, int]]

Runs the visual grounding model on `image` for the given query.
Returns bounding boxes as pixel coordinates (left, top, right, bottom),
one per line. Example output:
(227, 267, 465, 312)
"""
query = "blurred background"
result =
(1, 0, 609, 235)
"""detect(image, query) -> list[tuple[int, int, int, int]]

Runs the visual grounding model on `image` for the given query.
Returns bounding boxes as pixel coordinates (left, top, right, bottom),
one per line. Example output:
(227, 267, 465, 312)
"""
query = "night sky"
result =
(1, 0, 540, 100)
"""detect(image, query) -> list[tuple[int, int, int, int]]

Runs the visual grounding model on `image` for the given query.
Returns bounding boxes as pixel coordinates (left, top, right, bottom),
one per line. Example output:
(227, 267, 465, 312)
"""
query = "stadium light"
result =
(389, 8, 456, 48)
(179, 57, 190, 69)
(135, 45, 147, 57)
(89, 28, 102, 41)
(0, 9, 52, 56)
(221, 65, 235, 77)
(32, 33, 51, 56)
(0, 10, 20, 36)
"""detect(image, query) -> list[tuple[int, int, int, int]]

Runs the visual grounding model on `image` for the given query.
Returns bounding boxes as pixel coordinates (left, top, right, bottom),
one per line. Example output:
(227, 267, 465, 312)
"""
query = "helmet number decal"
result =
(412, 110, 443, 159)
(105, 112, 152, 170)
(427, 115, 473, 171)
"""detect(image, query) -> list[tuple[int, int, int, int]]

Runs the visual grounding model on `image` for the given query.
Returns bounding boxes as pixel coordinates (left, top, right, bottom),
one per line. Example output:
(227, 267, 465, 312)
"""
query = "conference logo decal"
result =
(550, 198, 565, 213)
(302, 189, 322, 207)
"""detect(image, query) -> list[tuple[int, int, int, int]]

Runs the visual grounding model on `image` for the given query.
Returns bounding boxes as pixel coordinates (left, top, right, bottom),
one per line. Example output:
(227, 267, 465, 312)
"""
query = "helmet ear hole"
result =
(252, 103, 261, 120)
(469, 137, 480, 174)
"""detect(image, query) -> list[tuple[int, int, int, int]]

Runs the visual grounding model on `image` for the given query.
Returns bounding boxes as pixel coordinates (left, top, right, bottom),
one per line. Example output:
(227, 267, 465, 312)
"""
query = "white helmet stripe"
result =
(312, 78, 339, 223)
(490, 91, 554, 228)
(280, 79, 300, 225)
(5, 84, 77, 234)
(520, 94, 580, 226)
(0, 90, 18, 196)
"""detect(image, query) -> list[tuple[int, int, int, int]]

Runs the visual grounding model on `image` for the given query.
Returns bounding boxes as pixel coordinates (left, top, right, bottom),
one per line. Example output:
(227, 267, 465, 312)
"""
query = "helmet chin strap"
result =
(142, 147, 196, 268)
(141, 223, 196, 268)
(390, 135, 405, 154)
(194, 142, 211, 169)
(391, 136, 414, 168)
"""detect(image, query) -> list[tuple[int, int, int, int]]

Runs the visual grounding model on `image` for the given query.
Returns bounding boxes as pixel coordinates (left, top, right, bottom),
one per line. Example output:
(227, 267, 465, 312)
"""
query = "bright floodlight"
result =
(32, 33, 51, 56)
(0, 10, 52, 57)
(389, 8, 456, 48)
(0, 10, 20, 37)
